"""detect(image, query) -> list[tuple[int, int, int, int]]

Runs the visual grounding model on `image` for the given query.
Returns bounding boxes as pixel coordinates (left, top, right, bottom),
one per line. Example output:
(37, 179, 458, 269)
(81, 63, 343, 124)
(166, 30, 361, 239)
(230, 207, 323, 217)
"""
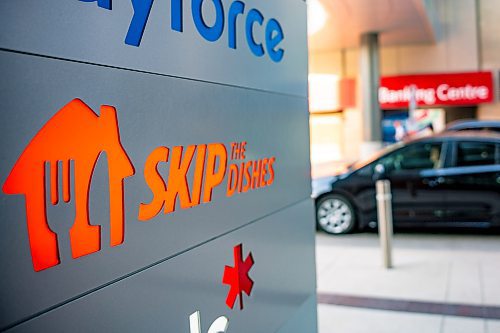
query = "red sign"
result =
(379, 72, 494, 109)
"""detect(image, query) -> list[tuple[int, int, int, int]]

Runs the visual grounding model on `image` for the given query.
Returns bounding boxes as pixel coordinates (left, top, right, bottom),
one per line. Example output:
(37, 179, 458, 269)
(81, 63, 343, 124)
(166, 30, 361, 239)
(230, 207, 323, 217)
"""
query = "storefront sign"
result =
(3, 99, 275, 272)
(379, 72, 494, 109)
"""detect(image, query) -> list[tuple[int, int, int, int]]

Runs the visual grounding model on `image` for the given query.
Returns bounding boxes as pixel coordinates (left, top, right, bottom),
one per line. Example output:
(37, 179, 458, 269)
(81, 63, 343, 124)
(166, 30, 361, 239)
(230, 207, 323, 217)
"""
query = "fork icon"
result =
(45, 160, 76, 263)
(44, 155, 102, 263)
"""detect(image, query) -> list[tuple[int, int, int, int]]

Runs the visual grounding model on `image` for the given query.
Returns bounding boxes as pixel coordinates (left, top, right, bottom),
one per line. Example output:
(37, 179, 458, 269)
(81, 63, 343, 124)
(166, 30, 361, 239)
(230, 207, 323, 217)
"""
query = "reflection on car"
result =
(312, 131, 500, 234)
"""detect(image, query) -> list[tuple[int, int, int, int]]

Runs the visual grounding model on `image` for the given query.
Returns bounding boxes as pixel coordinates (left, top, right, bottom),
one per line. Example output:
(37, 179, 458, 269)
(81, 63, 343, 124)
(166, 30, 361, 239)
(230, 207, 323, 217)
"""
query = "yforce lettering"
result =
(80, 0, 285, 62)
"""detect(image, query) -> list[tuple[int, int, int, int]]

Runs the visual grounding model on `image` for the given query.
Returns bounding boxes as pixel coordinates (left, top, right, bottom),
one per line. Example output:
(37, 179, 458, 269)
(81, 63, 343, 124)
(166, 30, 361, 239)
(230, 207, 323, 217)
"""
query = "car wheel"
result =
(316, 194, 356, 235)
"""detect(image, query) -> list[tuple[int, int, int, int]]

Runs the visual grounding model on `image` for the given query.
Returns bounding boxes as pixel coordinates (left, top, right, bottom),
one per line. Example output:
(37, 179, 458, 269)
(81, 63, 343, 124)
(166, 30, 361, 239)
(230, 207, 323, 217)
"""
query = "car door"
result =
(440, 140, 500, 225)
(377, 140, 448, 224)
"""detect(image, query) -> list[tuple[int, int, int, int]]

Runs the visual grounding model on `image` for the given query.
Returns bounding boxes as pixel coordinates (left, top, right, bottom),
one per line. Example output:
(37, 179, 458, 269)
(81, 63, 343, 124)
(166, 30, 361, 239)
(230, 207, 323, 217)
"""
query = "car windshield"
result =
(348, 141, 406, 171)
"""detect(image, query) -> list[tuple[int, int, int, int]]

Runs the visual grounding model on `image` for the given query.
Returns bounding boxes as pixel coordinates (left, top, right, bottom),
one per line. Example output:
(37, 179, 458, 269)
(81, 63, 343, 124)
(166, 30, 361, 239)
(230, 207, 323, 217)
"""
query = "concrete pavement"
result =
(316, 231, 500, 333)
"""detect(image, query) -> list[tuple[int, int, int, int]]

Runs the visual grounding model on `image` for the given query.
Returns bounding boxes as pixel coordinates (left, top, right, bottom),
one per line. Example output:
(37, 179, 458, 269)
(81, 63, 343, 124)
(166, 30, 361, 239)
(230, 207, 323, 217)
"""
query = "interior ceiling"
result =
(308, 0, 438, 52)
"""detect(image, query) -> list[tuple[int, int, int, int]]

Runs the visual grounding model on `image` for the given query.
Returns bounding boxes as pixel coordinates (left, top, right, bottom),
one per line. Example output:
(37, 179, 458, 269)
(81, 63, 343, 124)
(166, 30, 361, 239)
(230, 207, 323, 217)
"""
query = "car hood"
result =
(311, 172, 351, 199)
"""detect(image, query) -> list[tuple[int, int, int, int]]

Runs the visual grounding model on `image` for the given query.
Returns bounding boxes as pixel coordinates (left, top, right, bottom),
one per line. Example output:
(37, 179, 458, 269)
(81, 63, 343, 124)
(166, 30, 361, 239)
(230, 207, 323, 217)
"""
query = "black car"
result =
(312, 131, 500, 234)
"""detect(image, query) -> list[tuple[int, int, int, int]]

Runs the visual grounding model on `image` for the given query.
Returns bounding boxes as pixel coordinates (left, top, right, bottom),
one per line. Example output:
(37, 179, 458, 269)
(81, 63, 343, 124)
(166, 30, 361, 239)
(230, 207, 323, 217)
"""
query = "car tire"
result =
(316, 194, 357, 235)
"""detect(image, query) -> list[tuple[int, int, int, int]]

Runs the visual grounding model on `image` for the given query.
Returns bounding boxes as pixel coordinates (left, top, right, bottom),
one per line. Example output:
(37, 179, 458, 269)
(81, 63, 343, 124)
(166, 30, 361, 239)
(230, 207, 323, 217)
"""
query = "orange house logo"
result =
(2, 99, 135, 271)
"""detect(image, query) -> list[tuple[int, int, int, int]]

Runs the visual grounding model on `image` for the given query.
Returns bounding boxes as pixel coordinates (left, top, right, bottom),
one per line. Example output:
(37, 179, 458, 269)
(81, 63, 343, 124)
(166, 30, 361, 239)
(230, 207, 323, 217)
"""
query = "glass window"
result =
(456, 142, 496, 167)
(378, 142, 443, 172)
(456, 127, 500, 133)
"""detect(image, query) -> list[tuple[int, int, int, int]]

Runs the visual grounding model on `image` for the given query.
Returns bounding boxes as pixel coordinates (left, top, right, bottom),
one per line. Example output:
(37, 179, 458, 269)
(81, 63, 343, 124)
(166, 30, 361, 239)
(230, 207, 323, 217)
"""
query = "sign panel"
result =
(0, 0, 315, 331)
(5, 201, 317, 333)
(0, 0, 307, 97)
(0, 50, 312, 330)
(379, 72, 494, 109)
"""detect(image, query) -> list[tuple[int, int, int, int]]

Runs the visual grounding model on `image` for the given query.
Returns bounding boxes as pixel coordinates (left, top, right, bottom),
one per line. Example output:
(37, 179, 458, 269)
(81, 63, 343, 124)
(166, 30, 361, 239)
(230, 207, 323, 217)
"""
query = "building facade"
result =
(309, 0, 500, 169)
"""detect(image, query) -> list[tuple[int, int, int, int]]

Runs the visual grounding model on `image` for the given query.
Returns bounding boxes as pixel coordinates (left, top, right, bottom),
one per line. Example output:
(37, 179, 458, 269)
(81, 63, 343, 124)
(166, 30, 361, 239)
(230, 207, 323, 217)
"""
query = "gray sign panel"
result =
(0, 0, 316, 331)
(0, 0, 308, 97)
(5, 200, 316, 332)
(0, 50, 313, 329)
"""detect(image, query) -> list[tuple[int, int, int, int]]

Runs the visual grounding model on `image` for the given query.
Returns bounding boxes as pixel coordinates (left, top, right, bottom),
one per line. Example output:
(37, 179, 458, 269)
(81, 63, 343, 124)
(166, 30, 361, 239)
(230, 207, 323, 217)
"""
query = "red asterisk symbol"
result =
(222, 244, 254, 310)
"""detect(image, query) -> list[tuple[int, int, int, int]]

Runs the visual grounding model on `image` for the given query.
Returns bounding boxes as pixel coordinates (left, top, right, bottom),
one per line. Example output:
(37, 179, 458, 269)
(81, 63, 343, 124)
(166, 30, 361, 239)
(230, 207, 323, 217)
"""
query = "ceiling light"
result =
(307, 0, 328, 36)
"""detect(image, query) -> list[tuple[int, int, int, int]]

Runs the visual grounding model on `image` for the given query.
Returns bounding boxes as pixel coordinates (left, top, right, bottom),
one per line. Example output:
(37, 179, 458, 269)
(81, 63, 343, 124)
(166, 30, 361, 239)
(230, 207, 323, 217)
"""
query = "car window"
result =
(456, 141, 497, 167)
(456, 127, 500, 133)
(378, 142, 443, 172)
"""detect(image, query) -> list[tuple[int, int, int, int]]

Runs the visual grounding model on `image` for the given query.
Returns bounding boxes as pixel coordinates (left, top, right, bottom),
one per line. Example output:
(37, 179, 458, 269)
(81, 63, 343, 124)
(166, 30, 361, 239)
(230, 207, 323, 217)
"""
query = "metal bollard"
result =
(376, 180, 393, 269)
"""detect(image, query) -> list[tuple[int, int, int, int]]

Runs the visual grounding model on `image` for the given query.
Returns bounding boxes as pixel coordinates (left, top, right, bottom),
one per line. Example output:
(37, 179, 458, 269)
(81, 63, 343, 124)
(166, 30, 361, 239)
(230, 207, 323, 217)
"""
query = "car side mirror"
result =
(373, 163, 388, 181)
